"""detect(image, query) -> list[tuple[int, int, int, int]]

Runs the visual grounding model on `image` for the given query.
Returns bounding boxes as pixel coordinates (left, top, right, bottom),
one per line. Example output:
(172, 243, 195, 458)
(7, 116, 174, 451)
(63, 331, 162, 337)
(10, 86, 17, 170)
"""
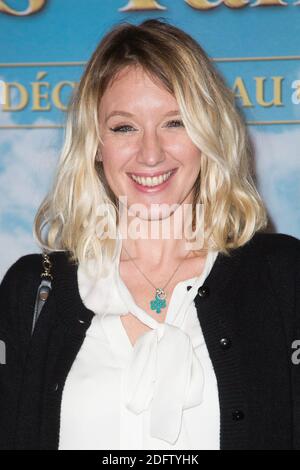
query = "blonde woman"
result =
(0, 19, 299, 450)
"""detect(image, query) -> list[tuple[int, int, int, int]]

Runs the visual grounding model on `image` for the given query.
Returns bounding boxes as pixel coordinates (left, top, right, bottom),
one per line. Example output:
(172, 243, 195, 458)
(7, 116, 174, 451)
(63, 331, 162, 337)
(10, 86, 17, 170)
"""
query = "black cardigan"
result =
(0, 231, 299, 450)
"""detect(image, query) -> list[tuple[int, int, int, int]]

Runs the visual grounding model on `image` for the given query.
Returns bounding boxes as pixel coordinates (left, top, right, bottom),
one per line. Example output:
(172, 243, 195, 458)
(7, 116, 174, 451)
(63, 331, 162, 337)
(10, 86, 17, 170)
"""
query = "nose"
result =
(136, 129, 165, 167)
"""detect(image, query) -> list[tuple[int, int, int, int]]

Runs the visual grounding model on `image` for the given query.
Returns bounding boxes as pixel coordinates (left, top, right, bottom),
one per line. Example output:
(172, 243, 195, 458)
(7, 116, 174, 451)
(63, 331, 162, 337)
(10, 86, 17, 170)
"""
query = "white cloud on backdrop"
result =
(0, 108, 62, 279)
(249, 126, 300, 237)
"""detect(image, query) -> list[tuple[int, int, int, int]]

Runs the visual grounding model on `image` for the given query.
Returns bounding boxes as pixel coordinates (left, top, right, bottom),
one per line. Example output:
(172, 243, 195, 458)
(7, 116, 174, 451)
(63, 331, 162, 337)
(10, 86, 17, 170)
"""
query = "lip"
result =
(126, 168, 177, 178)
(127, 168, 178, 193)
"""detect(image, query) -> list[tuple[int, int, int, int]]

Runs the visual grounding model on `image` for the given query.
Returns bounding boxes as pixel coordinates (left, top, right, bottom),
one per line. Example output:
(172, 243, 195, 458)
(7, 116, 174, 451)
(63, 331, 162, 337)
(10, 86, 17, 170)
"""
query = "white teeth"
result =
(131, 171, 172, 187)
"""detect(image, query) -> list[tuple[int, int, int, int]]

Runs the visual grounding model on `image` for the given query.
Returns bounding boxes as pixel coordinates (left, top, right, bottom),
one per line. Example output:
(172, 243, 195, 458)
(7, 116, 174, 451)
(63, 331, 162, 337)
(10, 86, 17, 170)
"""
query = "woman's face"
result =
(98, 65, 201, 220)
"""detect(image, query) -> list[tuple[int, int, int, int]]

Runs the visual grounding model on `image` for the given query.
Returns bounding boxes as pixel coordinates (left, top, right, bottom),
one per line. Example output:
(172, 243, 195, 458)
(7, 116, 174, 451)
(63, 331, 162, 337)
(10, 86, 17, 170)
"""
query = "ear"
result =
(96, 151, 102, 162)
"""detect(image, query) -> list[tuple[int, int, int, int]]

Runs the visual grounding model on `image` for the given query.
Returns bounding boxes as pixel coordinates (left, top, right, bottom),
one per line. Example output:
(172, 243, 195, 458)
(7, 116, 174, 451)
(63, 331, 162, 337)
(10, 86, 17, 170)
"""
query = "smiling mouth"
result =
(128, 169, 177, 188)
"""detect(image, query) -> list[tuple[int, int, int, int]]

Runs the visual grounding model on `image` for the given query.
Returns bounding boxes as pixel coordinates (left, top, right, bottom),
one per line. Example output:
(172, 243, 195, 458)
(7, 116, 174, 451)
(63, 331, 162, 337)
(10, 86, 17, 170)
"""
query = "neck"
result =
(117, 204, 205, 267)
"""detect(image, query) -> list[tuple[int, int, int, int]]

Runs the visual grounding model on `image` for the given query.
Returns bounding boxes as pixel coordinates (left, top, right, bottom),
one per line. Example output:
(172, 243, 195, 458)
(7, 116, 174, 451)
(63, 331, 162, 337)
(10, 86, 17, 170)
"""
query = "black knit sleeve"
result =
(291, 237, 300, 449)
(268, 233, 300, 449)
(0, 258, 25, 449)
(0, 254, 41, 449)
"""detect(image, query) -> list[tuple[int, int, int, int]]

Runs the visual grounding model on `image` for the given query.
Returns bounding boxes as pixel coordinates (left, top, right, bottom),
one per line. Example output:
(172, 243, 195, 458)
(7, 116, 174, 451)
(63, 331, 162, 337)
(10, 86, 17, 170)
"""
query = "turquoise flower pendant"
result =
(150, 288, 167, 314)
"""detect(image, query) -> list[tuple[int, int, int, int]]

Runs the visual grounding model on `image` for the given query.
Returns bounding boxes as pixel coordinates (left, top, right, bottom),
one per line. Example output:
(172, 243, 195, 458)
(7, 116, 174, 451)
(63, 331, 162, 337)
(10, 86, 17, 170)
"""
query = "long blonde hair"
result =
(33, 18, 268, 274)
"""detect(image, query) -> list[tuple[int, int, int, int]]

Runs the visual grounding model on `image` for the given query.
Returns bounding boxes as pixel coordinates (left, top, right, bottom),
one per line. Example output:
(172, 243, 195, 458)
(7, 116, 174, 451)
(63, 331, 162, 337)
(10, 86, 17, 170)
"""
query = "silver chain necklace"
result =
(121, 244, 191, 314)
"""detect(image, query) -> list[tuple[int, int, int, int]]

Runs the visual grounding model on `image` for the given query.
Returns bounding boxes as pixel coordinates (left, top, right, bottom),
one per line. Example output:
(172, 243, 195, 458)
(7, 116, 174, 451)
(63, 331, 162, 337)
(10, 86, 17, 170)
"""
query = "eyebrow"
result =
(105, 109, 180, 123)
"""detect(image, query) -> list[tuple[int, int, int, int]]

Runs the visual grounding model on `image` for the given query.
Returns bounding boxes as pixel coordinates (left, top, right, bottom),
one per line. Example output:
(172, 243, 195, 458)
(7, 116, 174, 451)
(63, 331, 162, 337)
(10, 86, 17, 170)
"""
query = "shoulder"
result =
(0, 250, 72, 336)
(234, 232, 300, 303)
(248, 231, 300, 253)
(0, 250, 71, 289)
(235, 231, 300, 266)
(0, 253, 41, 291)
(219, 231, 300, 291)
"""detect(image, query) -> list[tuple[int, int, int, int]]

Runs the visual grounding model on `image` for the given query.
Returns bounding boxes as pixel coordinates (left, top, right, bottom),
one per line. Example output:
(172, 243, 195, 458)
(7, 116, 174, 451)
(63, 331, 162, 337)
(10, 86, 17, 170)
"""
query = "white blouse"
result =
(58, 238, 220, 450)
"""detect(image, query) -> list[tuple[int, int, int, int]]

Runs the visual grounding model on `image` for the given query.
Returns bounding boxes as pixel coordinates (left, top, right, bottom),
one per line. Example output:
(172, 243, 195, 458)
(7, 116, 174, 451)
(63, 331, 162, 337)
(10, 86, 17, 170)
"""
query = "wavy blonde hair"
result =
(33, 18, 268, 274)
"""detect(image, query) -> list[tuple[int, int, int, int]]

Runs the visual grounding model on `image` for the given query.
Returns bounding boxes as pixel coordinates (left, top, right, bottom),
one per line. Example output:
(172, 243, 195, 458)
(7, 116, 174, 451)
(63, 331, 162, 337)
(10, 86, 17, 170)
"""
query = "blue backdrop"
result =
(0, 0, 299, 278)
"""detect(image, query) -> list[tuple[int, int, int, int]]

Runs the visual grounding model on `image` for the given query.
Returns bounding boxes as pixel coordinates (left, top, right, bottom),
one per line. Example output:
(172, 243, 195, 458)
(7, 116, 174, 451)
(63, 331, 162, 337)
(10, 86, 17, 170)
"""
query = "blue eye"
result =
(166, 119, 184, 128)
(110, 119, 184, 133)
(110, 125, 135, 133)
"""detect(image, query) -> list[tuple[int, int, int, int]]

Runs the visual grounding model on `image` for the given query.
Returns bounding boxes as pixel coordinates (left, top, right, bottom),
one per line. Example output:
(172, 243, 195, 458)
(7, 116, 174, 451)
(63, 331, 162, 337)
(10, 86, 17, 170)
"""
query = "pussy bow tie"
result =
(123, 322, 205, 444)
